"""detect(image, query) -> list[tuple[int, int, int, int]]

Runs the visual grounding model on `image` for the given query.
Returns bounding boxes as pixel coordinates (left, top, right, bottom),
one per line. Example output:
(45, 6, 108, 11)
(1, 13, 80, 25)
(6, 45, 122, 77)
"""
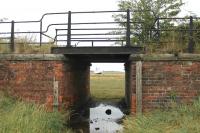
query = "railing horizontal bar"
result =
(58, 33, 125, 36)
(71, 10, 153, 14)
(71, 37, 125, 39)
(71, 21, 141, 25)
(72, 40, 124, 41)
(71, 22, 125, 25)
(43, 23, 68, 33)
(72, 10, 126, 14)
(71, 28, 126, 30)
(12, 42, 53, 45)
(40, 10, 152, 20)
(57, 39, 124, 42)
(159, 17, 200, 20)
(41, 12, 68, 20)
(151, 29, 200, 31)
(56, 28, 126, 31)
(0, 32, 11, 34)
(70, 21, 140, 25)
(40, 10, 152, 21)
(14, 21, 40, 23)
(76, 33, 125, 36)
(15, 31, 40, 34)
(0, 22, 12, 24)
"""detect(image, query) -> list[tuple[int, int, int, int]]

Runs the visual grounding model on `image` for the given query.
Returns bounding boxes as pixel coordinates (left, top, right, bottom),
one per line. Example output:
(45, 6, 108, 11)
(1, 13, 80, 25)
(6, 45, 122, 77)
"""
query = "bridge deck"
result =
(51, 46, 143, 62)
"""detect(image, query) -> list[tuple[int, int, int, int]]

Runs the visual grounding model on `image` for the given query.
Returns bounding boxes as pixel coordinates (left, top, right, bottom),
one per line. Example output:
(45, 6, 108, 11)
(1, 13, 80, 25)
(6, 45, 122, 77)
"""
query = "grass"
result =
(1, 72, 200, 133)
(90, 72, 200, 133)
(123, 98, 200, 133)
(90, 71, 125, 101)
(0, 37, 54, 54)
(0, 92, 73, 133)
(0, 43, 54, 54)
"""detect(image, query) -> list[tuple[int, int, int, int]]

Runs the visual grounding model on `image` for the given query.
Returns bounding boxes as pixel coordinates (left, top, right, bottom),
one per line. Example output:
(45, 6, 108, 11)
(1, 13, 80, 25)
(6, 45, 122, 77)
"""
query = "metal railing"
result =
(0, 10, 135, 53)
(1, 10, 200, 53)
(150, 16, 200, 53)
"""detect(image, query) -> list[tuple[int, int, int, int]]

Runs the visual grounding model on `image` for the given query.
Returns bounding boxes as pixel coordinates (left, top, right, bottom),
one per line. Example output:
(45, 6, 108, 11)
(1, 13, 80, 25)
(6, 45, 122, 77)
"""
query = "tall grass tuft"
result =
(0, 92, 73, 133)
(123, 98, 200, 133)
(0, 36, 54, 54)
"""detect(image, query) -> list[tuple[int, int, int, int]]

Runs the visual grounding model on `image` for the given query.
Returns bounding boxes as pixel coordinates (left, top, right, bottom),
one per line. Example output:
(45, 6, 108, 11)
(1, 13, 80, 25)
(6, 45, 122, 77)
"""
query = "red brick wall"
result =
(130, 54, 200, 113)
(2, 54, 200, 113)
(0, 54, 90, 111)
(142, 61, 200, 111)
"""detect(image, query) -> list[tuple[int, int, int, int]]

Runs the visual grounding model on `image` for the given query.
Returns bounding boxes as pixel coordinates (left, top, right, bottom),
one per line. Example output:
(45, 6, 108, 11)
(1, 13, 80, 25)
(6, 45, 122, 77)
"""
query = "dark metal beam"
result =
(64, 54, 131, 63)
(126, 9, 131, 47)
(10, 21, 15, 52)
(67, 11, 71, 47)
(51, 46, 143, 55)
(188, 16, 194, 53)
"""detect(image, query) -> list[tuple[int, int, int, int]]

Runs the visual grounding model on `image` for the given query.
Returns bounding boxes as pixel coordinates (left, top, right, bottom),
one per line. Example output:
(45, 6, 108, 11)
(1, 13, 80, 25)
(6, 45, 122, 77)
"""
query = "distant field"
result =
(90, 71, 125, 101)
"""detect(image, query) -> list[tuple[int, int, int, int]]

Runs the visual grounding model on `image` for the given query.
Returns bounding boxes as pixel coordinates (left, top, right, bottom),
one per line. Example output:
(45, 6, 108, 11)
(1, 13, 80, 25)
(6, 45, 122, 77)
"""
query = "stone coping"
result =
(130, 54, 200, 61)
(1, 53, 200, 61)
(0, 54, 68, 61)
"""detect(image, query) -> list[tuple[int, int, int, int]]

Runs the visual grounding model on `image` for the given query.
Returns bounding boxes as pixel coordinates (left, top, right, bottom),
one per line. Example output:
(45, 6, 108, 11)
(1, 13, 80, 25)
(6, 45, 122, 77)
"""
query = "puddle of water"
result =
(90, 104, 124, 133)
(69, 102, 125, 133)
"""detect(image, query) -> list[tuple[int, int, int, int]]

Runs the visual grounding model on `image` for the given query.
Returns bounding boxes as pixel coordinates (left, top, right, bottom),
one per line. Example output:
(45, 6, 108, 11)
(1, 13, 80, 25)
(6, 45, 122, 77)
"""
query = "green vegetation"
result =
(114, 0, 184, 44)
(0, 43, 54, 54)
(0, 36, 54, 54)
(0, 92, 72, 133)
(90, 72, 200, 132)
(113, 0, 200, 53)
(123, 98, 200, 133)
(1, 73, 200, 132)
(90, 71, 125, 101)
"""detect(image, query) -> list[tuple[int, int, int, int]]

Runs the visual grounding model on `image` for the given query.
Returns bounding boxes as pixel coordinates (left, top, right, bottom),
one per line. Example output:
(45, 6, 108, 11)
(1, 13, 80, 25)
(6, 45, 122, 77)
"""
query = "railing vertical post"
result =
(126, 9, 131, 47)
(157, 17, 160, 45)
(55, 29, 58, 46)
(10, 20, 15, 52)
(188, 16, 194, 53)
(92, 41, 94, 47)
(40, 21, 42, 46)
(67, 11, 71, 47)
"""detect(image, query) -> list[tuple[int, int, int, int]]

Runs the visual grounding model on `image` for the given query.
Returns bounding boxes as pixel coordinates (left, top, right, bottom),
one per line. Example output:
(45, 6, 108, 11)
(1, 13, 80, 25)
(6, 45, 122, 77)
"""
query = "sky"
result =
(0, 0, 199, 72)
(0, 0, 199, 20)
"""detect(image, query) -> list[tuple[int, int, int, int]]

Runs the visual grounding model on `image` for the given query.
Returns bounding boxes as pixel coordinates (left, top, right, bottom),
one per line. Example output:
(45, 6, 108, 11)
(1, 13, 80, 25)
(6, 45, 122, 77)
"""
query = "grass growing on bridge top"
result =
(0, 92, 72, 133)
(90, 71, 125, 101)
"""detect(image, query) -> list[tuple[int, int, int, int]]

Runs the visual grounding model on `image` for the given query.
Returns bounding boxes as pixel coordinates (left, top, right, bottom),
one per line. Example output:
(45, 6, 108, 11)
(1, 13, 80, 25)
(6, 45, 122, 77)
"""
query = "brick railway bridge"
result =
(0, 10, 200, 114)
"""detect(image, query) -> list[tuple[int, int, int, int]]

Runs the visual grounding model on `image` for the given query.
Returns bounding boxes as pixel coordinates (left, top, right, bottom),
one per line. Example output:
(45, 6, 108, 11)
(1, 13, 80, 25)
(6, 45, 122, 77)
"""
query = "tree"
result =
(113, 0, 184, 45)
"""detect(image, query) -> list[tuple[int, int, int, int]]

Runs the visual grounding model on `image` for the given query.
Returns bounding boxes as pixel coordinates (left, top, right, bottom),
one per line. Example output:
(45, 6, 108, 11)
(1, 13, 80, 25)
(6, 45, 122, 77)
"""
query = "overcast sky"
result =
(0, 0, 199, 71)
(0, 0, 199, 20)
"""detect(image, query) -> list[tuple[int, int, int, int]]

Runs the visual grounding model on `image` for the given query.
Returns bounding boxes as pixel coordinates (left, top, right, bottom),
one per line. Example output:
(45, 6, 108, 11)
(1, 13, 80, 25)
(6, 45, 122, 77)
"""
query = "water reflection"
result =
(90, 104, 124, 133)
